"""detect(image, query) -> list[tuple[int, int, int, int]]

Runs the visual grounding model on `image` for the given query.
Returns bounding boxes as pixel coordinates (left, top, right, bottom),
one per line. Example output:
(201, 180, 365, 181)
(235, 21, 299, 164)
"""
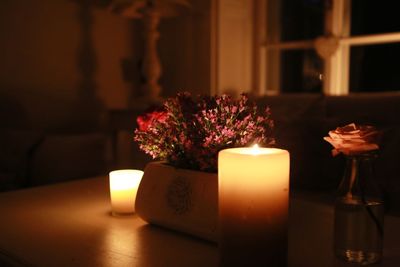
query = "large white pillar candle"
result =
(218, 146, 290, 266)
(109, 169, 143, 215)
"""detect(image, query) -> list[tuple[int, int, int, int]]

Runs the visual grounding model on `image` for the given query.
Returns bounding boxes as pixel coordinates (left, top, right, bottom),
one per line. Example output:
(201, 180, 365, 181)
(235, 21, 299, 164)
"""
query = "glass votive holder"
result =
(109, 169, 143, 216)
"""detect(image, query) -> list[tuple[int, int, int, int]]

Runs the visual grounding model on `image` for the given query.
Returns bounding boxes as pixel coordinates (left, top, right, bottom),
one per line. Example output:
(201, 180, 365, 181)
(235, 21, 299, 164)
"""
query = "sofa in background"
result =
(0, 130, 110, 191)
(108, 93, 400, 214)
(255, 93, 400, 214)
(1, 92, 400, 214)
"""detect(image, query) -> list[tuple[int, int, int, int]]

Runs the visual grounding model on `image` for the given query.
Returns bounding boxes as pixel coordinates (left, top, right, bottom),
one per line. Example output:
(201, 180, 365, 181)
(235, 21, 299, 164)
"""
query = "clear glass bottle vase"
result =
(334, 153, 384, 265)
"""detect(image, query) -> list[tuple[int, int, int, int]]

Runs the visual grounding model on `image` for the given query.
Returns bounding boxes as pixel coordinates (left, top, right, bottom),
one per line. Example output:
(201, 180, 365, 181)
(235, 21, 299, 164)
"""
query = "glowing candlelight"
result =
(109, 169, 143, 215)
(218, 146, 290, 266)
(250, 143, 262, 155)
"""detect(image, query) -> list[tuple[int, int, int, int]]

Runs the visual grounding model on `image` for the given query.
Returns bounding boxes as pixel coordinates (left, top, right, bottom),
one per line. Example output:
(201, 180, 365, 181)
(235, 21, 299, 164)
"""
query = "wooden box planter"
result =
(135, 161, 218, 242)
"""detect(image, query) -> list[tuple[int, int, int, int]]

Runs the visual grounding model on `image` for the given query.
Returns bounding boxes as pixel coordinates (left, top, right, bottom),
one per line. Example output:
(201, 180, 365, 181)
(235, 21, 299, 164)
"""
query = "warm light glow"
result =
(250, 144, 261, 155)
(218, 147, 290, 265)
(103, 227, 138, 267)
(226, 146, 285, 156)
(109, 169, 143, 215)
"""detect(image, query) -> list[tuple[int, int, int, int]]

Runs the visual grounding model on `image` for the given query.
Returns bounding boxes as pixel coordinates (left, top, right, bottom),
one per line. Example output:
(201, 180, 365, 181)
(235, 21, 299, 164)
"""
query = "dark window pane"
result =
(281, 50, 323, 93)
(350, 43, 400, 92)
(351, 0, 400, 35)
(279, 0, 324, 42)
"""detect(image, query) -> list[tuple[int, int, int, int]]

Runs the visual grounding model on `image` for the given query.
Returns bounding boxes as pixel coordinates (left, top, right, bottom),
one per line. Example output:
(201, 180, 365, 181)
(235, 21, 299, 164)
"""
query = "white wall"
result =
(214, 0, 254, 97)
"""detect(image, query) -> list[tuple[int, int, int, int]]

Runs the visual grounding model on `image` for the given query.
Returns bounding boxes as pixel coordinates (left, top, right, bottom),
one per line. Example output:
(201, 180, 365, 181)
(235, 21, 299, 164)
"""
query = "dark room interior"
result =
(1, 1, 400, 266)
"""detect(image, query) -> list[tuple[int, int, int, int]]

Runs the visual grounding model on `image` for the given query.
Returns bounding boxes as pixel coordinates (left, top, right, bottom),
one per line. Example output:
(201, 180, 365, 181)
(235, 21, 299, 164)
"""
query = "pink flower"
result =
(134, 92, 275, 172)
(324, 123, 380, 156)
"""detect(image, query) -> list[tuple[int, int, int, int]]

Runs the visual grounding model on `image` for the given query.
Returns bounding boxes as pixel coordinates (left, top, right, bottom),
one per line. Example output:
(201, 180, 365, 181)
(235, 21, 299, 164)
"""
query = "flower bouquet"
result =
(134, 92, 275, 241)
(134, 92, 275, 172)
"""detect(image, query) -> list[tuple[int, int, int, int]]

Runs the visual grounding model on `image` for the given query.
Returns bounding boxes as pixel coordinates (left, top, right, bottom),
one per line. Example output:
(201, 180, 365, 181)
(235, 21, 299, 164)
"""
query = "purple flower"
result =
(134, 92, 275, 172)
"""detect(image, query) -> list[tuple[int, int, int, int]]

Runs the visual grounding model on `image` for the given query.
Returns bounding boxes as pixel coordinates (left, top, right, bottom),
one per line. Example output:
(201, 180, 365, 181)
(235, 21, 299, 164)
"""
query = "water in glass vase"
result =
(334, 197, 384, 265)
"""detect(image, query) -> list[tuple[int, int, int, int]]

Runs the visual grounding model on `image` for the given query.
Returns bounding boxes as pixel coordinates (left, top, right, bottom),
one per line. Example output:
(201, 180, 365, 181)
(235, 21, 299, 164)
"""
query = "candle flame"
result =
(250, 144, 261, 155)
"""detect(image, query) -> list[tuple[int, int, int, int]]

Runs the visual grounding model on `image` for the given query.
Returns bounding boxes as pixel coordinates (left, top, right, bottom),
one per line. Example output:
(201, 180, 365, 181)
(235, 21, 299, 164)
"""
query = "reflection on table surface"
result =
(0, 177, 398, 267)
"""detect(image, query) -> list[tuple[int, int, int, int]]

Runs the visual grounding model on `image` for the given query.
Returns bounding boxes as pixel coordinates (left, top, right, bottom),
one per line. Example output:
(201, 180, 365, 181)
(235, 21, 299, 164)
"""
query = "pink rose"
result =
(324, 123, 380, 156)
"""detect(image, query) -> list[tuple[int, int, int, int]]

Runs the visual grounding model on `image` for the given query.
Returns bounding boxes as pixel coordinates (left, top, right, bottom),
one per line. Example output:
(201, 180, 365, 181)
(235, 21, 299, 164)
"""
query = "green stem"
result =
(346, 158, 357, 199)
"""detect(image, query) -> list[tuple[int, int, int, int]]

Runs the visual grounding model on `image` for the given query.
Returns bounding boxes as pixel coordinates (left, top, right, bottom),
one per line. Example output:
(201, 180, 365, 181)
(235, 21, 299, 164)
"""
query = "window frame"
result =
(256, 0, 400, 95)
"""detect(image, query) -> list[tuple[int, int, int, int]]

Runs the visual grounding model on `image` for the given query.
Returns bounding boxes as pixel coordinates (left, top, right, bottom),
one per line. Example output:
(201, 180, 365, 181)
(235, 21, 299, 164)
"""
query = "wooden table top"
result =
(0, 177, 399, 267)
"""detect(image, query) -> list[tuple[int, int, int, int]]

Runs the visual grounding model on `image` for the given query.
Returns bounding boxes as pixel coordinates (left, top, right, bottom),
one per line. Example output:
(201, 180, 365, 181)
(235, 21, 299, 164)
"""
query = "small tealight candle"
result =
(218, 145, 290, 266)
(109, 169, 143, 216)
